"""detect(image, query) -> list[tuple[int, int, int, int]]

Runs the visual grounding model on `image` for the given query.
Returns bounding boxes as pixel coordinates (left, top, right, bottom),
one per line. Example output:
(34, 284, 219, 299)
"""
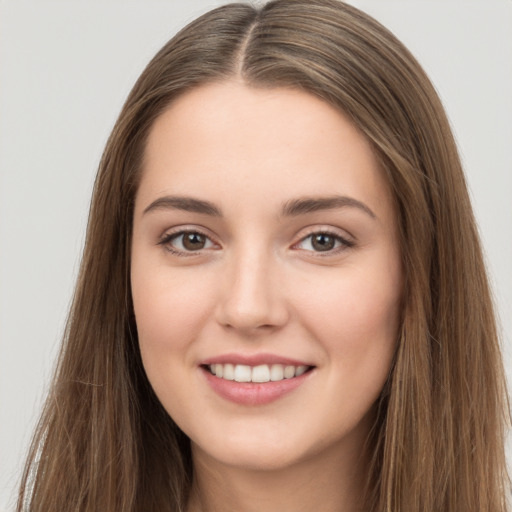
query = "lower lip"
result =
(202, 367, 312, 405)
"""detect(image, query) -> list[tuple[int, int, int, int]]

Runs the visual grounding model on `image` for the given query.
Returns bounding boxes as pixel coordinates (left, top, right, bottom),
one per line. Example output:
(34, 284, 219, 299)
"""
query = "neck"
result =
(186, 437, 369, 512)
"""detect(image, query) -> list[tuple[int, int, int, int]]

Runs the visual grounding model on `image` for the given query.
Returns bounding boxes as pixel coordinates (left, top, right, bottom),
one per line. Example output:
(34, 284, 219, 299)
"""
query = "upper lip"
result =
(200, 353, 314, 367)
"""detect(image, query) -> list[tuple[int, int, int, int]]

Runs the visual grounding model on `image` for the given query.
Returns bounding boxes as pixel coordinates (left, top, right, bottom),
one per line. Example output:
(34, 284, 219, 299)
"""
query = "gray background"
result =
(1, 1, 511, 510)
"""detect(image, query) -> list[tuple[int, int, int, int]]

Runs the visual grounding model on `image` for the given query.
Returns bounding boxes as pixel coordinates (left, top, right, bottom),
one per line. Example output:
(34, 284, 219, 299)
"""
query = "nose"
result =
(215, 245, 289, 334)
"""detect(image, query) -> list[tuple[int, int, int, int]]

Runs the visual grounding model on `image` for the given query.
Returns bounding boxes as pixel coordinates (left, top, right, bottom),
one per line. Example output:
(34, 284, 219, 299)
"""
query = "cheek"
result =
(131, 264, 219, 420)
(293, 262, 401, 366)
(131, 264, 216, 359)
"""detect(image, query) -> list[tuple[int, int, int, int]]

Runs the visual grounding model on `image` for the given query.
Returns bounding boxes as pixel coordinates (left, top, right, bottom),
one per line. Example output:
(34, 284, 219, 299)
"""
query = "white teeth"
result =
(251, 364, 270, 383)
(234, 364, 252, 382)
(284, 366, 295, 379)
(270, 364, 284, 381)
(223, 363, 234, 380)
(295, 365, 307, 376)
(208, 363, 310, 382)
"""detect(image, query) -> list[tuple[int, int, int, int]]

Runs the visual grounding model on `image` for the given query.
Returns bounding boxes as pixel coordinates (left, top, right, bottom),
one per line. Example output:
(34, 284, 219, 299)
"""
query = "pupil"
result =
(183, 233, 205, 250)
(312, 234, 335, 251)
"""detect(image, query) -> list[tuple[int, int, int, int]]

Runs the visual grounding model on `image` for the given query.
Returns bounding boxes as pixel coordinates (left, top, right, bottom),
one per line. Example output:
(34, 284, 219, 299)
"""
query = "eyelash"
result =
(293, 229, 355, 255)
(158, 229, 216, 257)
(158, 228, 355, 257)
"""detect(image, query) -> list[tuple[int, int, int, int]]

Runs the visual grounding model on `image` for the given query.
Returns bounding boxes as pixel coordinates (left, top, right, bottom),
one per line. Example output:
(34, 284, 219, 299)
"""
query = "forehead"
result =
(137, 81, 394, 223)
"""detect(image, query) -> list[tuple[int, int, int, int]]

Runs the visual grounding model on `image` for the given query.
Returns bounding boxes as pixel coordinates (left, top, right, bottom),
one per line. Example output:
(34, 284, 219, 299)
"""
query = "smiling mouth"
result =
(204, 363, 314, 383)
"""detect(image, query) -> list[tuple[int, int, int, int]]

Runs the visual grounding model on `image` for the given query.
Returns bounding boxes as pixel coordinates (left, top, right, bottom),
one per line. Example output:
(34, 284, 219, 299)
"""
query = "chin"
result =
(188, 419, 351, 474)
(193, 440, 308, 473)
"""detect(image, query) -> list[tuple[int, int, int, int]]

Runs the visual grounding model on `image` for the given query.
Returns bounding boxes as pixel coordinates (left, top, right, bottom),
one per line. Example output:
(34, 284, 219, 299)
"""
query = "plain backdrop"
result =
(1, 1, 511, 510)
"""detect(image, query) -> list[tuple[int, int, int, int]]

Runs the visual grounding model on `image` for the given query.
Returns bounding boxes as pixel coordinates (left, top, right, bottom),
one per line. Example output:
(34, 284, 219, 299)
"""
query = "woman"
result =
(17, 0, 509, 511)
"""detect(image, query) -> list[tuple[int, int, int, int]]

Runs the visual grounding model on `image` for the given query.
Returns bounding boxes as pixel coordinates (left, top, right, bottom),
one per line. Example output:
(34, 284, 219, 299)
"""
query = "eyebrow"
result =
(143, 196, 222, 216)
(142, 194, 376, 219)
(281, 195, 376, 219)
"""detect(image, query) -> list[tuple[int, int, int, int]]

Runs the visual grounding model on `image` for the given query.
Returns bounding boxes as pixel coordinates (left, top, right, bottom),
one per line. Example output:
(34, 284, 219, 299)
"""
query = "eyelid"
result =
(156, 224, 355, 256)
(157, 226, 220, 256)
(291, 226, 355, 254)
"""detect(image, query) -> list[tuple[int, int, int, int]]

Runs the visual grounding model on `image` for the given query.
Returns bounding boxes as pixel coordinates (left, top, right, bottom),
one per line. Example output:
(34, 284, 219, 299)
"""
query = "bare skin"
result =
(131, 81, 401, 512)
(187, 411, 371, 512)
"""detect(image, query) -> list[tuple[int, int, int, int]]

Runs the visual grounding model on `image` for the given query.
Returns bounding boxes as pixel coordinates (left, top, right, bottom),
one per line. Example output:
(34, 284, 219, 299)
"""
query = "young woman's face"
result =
(131, 82, 402, 471)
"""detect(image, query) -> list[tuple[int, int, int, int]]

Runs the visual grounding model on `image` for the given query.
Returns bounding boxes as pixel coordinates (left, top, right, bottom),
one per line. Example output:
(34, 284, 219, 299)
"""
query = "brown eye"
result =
(295, 231, 353, 254)
(182, 232, 207, 250)
(161, 230, 216, 254)
(311, 233, 336, 251)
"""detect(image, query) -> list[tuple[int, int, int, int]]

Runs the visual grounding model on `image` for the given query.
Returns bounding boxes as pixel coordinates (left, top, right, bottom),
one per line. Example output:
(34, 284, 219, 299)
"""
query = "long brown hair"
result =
(18, 1, 509, 510)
